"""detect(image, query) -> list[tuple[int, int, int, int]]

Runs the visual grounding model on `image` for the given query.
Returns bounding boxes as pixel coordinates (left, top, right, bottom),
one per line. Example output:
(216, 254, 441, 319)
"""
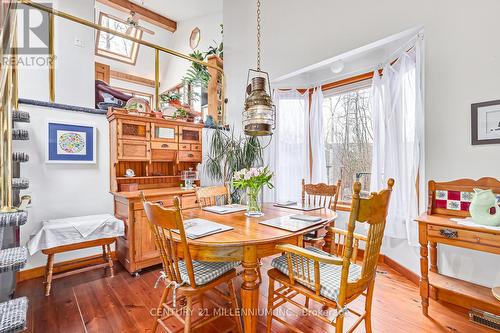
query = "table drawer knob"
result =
(439, 229, 458, 238)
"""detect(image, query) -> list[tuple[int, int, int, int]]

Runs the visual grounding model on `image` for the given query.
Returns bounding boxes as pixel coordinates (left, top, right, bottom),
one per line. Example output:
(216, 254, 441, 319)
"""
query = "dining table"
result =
(177, 203, 338, 333)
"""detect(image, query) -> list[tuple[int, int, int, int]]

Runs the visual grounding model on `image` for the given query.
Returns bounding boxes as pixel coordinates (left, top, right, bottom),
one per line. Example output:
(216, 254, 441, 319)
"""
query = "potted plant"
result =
(160, 91, 182, 108)
(172, 107, 189, 121)
(232, 167, 273, 217)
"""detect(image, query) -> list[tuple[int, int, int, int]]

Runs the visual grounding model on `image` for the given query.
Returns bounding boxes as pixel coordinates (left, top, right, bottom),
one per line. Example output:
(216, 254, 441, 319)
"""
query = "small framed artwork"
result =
(46, 121, 96, 163)
(471, 99, 500, 145)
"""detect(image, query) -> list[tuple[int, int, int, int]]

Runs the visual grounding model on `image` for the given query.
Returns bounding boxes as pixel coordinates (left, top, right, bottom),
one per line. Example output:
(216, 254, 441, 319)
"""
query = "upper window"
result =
(322, 80, 373, 201)
(96, 12, 142, 65)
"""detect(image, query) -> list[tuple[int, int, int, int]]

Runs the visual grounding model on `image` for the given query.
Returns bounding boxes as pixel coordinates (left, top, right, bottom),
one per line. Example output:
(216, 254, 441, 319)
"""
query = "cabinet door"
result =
(135, 211, 159, 262)
(118, 119, 150, 141)
(179, 126, 202, 144)
(152, 123, 178, 143)
(118, 139, 150, 161)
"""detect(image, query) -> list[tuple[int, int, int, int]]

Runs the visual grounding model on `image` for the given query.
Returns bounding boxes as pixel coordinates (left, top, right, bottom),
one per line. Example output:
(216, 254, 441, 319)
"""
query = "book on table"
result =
(259, 214, 326, 232)
(202, 204, 247, 215)
(173, 218, 233, 239)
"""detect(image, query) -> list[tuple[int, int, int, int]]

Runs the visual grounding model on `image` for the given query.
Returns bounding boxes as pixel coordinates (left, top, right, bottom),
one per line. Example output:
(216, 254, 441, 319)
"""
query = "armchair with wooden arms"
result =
(266, 179, 394, 333)
(140, 193, 242, 333)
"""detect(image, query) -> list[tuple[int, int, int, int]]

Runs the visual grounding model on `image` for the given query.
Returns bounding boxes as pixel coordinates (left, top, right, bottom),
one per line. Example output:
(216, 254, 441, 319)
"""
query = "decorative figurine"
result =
(469, 188, 500, 226)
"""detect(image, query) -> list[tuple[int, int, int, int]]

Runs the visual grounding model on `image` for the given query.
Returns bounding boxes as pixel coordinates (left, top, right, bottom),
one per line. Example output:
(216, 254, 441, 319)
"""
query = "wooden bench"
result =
(42, 238, 116, 296)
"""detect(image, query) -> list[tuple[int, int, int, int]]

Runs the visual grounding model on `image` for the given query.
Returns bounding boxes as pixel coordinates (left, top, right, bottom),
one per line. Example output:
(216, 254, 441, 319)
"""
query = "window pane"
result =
(96, 13, 141, 64)
(322, 85, 373, 200)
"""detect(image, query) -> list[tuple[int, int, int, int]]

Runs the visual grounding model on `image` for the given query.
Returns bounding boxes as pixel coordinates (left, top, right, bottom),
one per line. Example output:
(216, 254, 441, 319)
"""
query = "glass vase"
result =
(246, 186, 263, 217)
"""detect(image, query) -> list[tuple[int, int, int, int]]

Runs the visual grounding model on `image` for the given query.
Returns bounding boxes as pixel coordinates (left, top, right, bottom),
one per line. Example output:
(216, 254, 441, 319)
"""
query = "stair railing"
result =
(0, 0, 18, 212)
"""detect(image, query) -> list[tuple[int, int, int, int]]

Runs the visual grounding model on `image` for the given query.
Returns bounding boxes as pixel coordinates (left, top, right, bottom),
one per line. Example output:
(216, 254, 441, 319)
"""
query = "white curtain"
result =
(263, 89, 309, 203)
(370, 36, 424, 245)
(309, 87, 327, 183)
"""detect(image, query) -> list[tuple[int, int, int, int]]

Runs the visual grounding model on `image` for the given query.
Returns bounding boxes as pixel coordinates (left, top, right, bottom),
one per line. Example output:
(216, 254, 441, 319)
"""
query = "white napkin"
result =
(450, 217, 500, 231)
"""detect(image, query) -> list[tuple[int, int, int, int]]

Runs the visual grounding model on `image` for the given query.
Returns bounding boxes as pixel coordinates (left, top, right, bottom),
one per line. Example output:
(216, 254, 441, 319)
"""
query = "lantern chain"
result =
(256, 0, 261, 71)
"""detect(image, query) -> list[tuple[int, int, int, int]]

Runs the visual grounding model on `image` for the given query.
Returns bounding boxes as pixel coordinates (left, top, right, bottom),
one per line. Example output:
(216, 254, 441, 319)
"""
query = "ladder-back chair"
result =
(195, 185, 231, 208)
(266, 179, 394, 333)
(140, 193, 242, 333)
(302, 179, 341, 247)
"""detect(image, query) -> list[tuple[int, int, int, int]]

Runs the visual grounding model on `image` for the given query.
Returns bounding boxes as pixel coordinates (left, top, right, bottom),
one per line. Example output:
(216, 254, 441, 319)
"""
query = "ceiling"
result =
(137, 0, 222, 22)
(272, 26, 423, 89)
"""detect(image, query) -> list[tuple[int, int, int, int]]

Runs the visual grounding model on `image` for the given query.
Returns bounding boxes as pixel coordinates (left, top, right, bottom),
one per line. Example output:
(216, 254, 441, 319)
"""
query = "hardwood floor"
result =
(16, 257, 491, 333)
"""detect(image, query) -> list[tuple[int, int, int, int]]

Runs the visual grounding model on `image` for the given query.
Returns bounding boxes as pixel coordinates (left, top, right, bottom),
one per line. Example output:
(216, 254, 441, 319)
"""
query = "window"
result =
(113, 86, 153, 106)
(96, 12, 142, 65)
(322, 80, 373, 201)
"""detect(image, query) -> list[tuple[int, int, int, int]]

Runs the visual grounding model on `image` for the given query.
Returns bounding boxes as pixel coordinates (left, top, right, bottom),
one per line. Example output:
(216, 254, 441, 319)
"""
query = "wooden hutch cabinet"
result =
(108, 108, 203, 274)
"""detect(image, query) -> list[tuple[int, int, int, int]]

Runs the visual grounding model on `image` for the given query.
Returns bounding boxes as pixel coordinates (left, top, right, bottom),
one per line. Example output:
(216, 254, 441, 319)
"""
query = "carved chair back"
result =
(428, 177, 500, 218)
(301, 179, 341, 210)
(140, 192, 198, 287)
(195, 185, 231, 208)
(327, 227, 367, 264)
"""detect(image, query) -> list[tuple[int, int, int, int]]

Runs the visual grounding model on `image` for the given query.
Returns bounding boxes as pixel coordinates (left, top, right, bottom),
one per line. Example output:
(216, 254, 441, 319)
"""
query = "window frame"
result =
(95, 12, 143, 65)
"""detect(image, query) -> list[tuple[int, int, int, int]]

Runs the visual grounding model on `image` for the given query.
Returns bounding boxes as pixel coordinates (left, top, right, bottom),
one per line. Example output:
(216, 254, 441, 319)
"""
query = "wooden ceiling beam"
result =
(96, 0, 177, 32)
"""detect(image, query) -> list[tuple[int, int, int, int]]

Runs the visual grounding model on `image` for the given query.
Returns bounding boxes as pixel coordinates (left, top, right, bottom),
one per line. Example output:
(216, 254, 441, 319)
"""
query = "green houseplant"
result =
(205, 127, 263, 202)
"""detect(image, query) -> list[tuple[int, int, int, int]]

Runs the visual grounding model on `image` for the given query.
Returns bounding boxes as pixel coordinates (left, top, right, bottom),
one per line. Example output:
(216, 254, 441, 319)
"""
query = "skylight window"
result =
(96, 12, 142, 65)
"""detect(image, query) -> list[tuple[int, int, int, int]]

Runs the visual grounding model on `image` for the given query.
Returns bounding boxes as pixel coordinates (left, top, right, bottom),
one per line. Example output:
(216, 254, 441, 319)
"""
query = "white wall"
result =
(18, 0, 95, 107)
(15, 105, 112, 269)
(161, 12, 223, 91)
(224, 0, 500, 287)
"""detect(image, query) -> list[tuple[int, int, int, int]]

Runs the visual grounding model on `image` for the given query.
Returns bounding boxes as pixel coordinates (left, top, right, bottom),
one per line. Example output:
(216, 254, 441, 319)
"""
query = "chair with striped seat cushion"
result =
(141, 194, 242, 333)
(178, 260, 240, 286)
(266, 179, 394, 333)
(271, 247, 361, 302)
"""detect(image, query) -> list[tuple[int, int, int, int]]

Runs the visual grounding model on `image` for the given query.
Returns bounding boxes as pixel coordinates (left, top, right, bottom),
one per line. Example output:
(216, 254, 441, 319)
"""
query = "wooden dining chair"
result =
(301, 179, 341, 247)
(140, 193, 243, 333)
(195, 184, 231, 208)
(266, 179, 394, 333)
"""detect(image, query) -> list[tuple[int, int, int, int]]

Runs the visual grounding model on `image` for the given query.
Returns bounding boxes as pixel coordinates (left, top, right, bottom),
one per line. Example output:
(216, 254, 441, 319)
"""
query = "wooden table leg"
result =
(106, 243, 114, 277)
(429, 241, 438, 273)
(241, 245, 259, 333)
(45, 254, 54, 296)
(418, 223, 429, 316)
(322, 227, 333, 253)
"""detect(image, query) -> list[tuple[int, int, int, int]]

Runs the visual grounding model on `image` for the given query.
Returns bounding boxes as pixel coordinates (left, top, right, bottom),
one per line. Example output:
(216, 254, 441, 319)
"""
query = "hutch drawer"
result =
(191, 144, 202, 151)
(151, 149, 176, 161)
(151, 141, 177, 150)
(118, 139, 150, 161)
(178, 151, 202, 162)
(179, 143, 190, 150)
(182, 195, 198, 209)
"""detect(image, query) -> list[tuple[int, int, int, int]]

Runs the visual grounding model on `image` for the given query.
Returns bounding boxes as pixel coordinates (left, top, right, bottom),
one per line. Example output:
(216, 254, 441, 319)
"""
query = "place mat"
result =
(174, 218, 233, 239)
(273, 203, 324, 211)
(259, 215, 326, 232)
(202, 204, 247, 215)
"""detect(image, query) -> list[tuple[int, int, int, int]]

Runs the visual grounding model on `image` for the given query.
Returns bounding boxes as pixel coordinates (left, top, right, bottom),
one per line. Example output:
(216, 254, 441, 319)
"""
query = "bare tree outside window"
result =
(322, 83, 373, 200)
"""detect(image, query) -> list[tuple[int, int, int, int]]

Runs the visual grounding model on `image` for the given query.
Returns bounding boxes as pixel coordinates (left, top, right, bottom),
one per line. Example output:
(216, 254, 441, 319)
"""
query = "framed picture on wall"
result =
(471, 99, 500, 145)
(46, 121, 96, 163)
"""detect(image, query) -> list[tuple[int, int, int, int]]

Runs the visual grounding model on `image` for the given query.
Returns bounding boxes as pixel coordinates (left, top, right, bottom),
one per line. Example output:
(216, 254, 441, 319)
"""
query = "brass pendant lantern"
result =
(242, 0, 275, 137)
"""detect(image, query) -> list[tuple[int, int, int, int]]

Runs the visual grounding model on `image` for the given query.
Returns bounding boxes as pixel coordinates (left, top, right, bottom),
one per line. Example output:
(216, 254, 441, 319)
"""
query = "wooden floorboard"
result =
(15, 257, 493, 333)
